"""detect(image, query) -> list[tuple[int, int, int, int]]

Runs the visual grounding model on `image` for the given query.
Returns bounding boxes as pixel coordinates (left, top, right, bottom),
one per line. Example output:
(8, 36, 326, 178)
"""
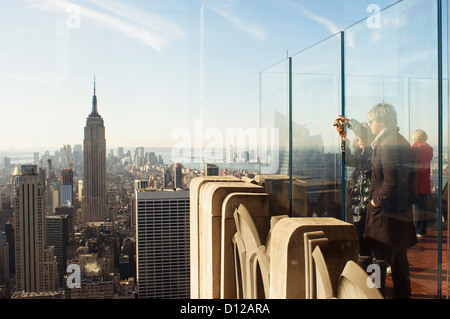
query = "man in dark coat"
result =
(364, 103, 417, 299)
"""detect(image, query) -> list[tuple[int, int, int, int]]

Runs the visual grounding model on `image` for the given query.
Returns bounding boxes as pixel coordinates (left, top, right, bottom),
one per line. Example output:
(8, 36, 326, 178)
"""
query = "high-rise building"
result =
(82, 79, 107, 223)
(163, 168, 172, 188)
(55, 206, 75, 241)
(0, 232, 9, 284)
(135, 147, 145, 167)
(206, 163, 219, 176)
(33, 152, 39, 165)
(4, 223, 14, 275)
(136, 189, 190, 299)
(117, 147, 124, 160)
(13, 165, 58, 293)
(73, 144, 83, 169)
(46, 214, 70, 287)
(60, 168, 73, 207)
(173, 163, 183, 189)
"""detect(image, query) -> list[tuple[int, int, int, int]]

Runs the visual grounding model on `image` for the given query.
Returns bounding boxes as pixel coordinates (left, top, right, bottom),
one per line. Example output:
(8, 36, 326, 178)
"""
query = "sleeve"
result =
(372, 144, 398, 209)
(349, 119, 374, 145)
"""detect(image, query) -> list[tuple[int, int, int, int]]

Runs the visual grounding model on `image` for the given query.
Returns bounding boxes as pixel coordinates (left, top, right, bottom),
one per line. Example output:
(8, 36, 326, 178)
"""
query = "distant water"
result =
(151, 147, 260, 172)
(0, 152, 35, 165)
(0, 147, 261, 172)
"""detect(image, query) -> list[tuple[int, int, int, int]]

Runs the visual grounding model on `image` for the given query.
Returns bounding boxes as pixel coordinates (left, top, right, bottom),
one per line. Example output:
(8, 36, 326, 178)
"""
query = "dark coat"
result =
(364, 127, 417, 248)
(346, 146, 372, 223)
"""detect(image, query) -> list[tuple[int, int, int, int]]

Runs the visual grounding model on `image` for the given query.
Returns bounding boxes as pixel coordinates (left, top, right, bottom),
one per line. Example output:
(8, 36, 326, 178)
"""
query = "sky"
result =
(0, 0, 409, 154)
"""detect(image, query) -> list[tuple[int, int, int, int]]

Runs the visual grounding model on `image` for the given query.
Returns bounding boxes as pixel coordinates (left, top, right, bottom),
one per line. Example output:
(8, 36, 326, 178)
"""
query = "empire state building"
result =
(82, 79, 107, 223)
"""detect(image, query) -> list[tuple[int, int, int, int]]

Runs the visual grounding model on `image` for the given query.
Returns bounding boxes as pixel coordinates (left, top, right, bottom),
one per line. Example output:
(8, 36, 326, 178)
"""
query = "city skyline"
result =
(0, 0, 399, 152)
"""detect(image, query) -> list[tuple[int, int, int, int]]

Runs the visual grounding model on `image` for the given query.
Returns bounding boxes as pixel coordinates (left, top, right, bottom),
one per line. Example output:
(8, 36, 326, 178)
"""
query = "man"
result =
(365, 103, 417, 299)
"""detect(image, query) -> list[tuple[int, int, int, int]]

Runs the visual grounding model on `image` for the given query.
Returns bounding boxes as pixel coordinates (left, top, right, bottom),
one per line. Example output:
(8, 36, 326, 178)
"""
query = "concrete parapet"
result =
(190, 176, 242, 299)
(190, 176, 265, 299)
(198, 182, 264, 299)
(189, 178, 373, 299)
(268, 217, 358, 299)
(220, 192, 270, 299)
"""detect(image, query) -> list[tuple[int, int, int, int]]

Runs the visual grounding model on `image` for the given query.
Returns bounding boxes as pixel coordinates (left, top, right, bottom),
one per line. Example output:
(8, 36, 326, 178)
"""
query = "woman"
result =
(410, 129, 433, 237)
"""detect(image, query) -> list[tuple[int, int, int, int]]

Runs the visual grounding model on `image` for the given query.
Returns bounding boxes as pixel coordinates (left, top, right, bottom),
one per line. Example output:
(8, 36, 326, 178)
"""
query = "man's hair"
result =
(367, 103, 398, 129)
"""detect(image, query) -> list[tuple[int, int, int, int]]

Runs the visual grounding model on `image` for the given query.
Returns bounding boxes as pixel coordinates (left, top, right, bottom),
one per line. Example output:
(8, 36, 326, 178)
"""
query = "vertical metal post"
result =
(447, 0, 450, 300)
(289, 57, 293, 217)
(437, 0, 443, 299)
(340, 31, 346, 221)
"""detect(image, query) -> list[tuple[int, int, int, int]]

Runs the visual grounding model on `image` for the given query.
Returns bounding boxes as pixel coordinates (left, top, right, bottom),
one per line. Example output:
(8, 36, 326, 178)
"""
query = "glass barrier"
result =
(259, 59, 291, 216)
(444, 77, 449, 299)
(291, 33, 344, 219)
(345, 0, 443, 298)
(444, 0, 450, 300)
(259, 0, 447, 299)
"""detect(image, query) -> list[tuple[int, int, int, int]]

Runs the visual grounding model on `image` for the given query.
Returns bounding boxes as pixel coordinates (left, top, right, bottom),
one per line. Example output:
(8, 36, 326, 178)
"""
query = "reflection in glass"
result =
(345, 0, 442, 298)
(258, 0, 446, 299)
(291, 33, 343, 219)
(259, 59, 290, 215)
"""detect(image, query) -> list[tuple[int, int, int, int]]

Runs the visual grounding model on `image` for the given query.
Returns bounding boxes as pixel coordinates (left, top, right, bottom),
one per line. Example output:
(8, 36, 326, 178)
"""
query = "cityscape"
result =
(0, 79, 446, 299)
(0, 81, 262, 299)
(2, 0, 449, 307)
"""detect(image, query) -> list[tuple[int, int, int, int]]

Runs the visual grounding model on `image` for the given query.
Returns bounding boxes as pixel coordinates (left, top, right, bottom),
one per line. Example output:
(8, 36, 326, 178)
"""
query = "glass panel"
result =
(290, 33, 343, 219)
(444, 0, 450, 300)
(259, 59, 290, 216)
(444, 77, 448, 299)
(345, 0, 441, 299)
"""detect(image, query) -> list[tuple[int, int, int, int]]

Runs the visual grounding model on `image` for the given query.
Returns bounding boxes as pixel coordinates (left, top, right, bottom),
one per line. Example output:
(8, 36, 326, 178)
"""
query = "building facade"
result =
(0, 232, 10, 298)
(60, 168, 73, 207)
(136, 189, 190, 299)
(46, 214, 69, 287)
(13, 165, 58, 293)
(205, 163, 219, 176)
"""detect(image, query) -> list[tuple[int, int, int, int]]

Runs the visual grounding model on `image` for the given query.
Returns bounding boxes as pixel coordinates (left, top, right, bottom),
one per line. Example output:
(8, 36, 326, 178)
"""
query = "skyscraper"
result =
(82, 79, 107, 223)
(136, 189, 190, 299)
(0, 232, 9, 293)
(60, 168, 73, 207)
(173, 163, 183, 189)
(46, 214, 70, 287)
(206, 163, 219, 176)
(117, 147, 124, 160)
(13, 165, 58, 293)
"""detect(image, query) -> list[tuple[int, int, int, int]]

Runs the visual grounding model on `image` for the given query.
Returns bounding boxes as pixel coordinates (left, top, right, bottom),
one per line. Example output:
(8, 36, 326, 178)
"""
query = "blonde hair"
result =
(413, 129, 428, 142)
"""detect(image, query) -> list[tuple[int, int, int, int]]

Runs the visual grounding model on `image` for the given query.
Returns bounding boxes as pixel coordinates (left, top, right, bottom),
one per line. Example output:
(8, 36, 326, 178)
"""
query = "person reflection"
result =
(410, 129, 433, 238)
(335, 116, 375, 270)
(365, 103, 417, 299)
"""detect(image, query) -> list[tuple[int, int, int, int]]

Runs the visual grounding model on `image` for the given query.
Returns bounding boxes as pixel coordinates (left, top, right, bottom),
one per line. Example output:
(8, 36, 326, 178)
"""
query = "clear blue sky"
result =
(0, 0, 402, 152)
